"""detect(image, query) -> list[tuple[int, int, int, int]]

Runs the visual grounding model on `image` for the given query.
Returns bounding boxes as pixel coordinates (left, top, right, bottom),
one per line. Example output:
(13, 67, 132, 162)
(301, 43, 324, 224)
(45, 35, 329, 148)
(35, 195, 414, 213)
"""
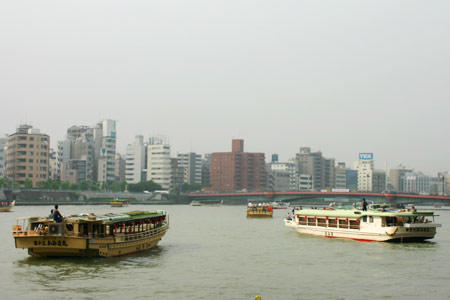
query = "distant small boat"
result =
(0, 201, 15, 212)
(190, 200, 223, 207)
(110, 199, 129, 207)
(271, 201, 289, 209)
(247, 204, 273, 218)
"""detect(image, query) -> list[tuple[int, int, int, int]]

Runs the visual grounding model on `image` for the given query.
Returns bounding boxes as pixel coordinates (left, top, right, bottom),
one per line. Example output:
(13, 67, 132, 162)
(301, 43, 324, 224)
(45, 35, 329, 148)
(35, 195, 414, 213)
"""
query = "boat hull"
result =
(0, 206, 14, 212)
(0, 201, 15, 212)
(284, 220, 436, 242)
(15, 225, 168, 257)
(247, 212, 273, 218)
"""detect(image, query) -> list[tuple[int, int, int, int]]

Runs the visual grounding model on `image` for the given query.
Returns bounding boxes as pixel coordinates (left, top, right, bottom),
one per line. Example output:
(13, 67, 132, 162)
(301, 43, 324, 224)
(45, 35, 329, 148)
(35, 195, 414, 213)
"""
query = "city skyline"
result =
(1, 1, 449, 175)
(0, 120, 448, 177)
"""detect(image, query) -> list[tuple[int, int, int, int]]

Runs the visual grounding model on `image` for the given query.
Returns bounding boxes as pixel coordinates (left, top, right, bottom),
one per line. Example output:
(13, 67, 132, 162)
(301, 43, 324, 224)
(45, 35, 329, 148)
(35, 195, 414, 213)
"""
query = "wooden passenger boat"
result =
(247, 204, 273, 218)
(285, 208, 440, 242)
(0, 201, 15, 212)
(12, 210, 169, 257)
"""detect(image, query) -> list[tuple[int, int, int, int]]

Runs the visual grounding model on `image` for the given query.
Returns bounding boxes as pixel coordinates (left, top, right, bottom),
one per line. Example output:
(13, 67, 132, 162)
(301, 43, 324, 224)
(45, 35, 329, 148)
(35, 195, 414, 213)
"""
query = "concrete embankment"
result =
(1, 189, 190, 205)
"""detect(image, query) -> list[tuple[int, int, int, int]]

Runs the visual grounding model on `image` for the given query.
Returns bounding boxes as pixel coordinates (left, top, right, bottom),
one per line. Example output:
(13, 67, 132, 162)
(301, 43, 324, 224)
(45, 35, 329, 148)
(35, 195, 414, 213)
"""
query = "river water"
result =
(0, 205, 449, 300)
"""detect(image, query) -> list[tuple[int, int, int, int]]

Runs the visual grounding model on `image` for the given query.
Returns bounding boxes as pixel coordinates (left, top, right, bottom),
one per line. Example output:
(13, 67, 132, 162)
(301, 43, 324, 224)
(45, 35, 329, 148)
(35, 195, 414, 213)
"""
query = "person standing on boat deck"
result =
(52, 205, 63, 223)
(362, 198, 367, 211)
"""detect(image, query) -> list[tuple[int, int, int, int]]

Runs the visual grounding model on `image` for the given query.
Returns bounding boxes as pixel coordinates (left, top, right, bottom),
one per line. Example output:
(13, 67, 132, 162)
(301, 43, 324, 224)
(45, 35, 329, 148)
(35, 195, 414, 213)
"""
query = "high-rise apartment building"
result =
(372, 170, 386, 193)
(170, 158, 184, 188)
(346, 169, 358, 191)
(177, 152, 202, 185)
(335, 162, 347, 189)
(95, 120, 117, 184)
(0, 137, 7, 178)
(201, 154, 211, 187)
(295, 147, 335, 191)
(210, 139, 266, 191)
(6, 125, 50, 187)
(114, 153, 126, 183)
(389, 167, 412, 192)
(125, 135, 145, 184)
(299, 174, 313, 191)
(267, 161, 298, 191)
(402, 172, 430, 194)
(146, 136, 171, 190)
(48, 149, 59, 180)
(58, 125, 95, 184)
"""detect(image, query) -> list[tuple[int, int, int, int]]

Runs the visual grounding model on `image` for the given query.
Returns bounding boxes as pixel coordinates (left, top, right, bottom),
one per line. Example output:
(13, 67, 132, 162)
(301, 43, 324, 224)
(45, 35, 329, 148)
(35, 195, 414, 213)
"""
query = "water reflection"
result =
(13, 245, 167, 291)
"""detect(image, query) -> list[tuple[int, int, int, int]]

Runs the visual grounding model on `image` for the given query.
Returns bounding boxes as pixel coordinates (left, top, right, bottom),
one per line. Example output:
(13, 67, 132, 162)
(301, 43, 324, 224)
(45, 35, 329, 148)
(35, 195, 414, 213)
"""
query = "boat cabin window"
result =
(79, 223, 88, 236)
(65, 224, 74, 232)
(385, 217, 397, 226)
(362, 216, 367, 222)
(369, 216, 374, 223)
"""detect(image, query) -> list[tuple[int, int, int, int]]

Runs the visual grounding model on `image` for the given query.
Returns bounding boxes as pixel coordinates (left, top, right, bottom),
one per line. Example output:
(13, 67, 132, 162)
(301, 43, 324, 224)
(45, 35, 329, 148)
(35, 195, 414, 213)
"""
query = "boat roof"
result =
(19, 210, 166, 223)
(295, 209, 434, 218)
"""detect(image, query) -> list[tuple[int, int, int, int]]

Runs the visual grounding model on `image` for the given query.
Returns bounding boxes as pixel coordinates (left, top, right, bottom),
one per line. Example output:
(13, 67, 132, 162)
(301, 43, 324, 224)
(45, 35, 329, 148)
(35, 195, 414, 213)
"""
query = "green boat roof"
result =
(54, 211, 166, 223)
(295, 209, 434, 218)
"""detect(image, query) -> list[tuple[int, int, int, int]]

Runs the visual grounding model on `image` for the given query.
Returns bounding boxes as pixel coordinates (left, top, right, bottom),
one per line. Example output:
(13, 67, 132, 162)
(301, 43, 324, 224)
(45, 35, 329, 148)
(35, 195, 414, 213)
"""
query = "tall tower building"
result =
(6, 125, 50, 187)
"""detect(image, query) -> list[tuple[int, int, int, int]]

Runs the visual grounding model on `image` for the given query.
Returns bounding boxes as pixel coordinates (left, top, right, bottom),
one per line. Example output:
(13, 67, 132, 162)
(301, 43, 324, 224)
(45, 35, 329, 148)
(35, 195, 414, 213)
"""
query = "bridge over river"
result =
(188, 191, 450, 206)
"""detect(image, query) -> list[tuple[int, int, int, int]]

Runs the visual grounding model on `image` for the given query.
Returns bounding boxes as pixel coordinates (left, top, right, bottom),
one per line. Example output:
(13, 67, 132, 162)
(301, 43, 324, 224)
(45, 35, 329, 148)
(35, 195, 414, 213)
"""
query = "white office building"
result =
(125, 135, 146, 184)
(146, 136, 171, 190)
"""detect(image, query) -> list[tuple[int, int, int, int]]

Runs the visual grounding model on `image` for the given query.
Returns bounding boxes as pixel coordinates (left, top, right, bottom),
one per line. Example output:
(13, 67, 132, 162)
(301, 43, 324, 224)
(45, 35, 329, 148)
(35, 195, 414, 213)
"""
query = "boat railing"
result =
(113, 223, 168, 242)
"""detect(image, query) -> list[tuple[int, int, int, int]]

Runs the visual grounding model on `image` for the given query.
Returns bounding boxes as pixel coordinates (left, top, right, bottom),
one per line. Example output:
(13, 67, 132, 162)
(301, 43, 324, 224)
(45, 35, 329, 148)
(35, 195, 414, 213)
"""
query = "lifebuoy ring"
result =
(386, 227, 398, 236)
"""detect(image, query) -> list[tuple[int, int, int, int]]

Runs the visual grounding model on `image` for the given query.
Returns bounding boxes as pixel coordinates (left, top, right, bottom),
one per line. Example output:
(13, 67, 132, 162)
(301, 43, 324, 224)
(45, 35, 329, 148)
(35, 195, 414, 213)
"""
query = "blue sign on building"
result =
(359, 153, 374, 160)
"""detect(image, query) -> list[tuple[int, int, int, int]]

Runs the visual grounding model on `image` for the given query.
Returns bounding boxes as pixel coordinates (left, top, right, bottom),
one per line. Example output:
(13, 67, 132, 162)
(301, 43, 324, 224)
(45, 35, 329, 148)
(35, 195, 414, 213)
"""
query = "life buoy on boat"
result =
(386, 227, 398, 236)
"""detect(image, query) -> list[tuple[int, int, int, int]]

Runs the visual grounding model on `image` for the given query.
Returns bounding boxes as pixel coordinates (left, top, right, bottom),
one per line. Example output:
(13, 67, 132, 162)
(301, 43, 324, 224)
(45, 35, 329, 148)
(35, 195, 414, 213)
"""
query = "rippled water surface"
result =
(1, 205, 449, 300)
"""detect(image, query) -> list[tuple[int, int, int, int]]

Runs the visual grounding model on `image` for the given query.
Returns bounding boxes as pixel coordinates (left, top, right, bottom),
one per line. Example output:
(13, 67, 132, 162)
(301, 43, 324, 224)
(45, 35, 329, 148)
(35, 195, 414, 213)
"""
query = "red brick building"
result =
(210, 140, 266, 191)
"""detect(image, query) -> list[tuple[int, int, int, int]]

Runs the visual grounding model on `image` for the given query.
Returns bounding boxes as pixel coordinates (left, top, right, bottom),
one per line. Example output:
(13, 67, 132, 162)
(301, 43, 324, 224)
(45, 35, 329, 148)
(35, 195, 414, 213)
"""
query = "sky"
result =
(1, 0, 449, 175)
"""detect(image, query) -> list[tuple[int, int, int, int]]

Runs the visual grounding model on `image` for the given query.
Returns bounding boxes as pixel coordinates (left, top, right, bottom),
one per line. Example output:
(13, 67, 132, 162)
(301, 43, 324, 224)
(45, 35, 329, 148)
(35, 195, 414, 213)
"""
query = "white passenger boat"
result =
(270, 201, 290, 209)
(190, 200, 223, 206)
(285, 207, 440, 242)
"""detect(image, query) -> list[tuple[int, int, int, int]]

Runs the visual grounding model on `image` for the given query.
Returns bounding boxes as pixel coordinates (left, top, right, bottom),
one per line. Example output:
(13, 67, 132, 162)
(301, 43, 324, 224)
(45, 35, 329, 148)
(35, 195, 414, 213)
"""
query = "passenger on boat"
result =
(49, 209, 54, 218)
(52, 205, 63, 223)
(362, 198, 367, 211)
(411, 205, 417, 213)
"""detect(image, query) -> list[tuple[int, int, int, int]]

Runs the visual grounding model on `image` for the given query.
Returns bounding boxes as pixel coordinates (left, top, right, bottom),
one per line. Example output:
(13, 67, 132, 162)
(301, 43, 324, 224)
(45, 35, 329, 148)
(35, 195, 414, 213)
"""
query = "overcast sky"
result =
(1, 0, 449, 175)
